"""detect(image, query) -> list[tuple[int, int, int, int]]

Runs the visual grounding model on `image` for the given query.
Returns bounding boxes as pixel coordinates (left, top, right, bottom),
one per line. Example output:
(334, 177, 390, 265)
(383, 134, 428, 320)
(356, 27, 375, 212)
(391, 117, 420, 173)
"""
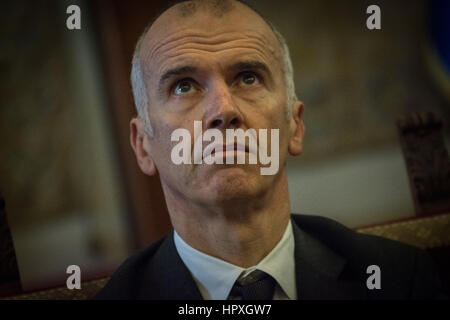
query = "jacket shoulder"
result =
(93, 235, 167, 300)
(292, 214, 443, 299)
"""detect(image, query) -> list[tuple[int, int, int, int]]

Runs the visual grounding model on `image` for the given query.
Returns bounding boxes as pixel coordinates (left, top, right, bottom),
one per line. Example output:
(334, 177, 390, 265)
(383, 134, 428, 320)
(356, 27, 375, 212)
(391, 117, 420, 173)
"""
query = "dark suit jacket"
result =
(94, 214, 443, 299)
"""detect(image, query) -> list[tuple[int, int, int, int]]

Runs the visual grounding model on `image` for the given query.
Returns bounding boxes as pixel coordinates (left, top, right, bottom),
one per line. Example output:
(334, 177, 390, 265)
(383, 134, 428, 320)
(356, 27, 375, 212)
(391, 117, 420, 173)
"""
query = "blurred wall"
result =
(1, 0, 131, 290)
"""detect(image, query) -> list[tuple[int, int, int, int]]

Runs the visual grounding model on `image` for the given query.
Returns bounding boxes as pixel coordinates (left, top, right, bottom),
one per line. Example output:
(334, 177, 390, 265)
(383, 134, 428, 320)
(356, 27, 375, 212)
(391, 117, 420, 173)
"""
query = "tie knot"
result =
(229, 270, 276, 300)
(236, 270, 268, 286)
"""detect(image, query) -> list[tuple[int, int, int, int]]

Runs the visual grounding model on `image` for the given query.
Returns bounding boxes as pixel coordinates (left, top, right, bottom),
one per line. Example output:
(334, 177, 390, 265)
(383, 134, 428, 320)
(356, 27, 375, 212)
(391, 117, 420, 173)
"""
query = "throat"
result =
(174, 208, 290, 268)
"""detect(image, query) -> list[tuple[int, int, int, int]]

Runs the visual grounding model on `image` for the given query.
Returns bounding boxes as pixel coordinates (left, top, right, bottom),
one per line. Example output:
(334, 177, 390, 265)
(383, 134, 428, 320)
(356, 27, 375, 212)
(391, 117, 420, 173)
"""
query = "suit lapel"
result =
(139, 231, 203, 300)
(292, 218, 368, 299)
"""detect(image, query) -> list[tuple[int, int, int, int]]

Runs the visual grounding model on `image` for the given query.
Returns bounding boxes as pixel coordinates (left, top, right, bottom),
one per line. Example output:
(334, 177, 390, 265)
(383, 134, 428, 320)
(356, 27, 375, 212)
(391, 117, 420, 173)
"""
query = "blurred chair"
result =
(396, 112, 450, 216)
(357, 111, 450, 296)
(3, 278, 109, 300)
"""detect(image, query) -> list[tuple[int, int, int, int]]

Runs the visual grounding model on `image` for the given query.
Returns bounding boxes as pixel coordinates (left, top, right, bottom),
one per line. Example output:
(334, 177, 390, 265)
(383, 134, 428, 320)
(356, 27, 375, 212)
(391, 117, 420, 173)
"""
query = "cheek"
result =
(265, 95, 289, 129)
(268, 100, 291, 149)
(149, 115, 197, 164)
(148, 119, 178, 160)
(151, 111, 186, 138)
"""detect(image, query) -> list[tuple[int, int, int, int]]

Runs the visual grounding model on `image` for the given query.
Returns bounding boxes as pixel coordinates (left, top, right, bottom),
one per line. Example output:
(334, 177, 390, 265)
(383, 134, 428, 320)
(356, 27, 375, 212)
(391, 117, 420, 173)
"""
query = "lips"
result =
(210, 143, 249, 155)
(203, 142, 249, 159)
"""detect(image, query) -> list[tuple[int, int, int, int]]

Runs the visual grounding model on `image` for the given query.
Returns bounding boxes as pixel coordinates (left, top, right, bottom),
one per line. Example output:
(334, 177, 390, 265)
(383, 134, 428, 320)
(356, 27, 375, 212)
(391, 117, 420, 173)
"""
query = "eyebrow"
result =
(228, 61, 271, 75)
(157, 60, 272, 94)
(158, 66, 198, 94)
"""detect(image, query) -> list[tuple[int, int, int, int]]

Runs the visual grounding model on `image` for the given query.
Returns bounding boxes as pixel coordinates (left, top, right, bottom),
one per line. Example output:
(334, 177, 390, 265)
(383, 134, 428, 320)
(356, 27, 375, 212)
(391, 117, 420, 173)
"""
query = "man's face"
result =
(134, 3, 303, 206)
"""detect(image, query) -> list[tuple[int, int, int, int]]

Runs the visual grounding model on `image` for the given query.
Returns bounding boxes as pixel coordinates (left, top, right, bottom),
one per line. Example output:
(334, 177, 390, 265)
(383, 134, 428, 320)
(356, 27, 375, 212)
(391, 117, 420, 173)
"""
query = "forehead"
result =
(139, 2, 281, 80)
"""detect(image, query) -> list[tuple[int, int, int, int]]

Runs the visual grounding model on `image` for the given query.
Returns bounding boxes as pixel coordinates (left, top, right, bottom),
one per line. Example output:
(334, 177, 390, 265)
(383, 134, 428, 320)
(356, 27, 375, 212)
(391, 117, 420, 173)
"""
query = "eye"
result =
(173, 79, 197, 95)
(239, 72, 260, 86)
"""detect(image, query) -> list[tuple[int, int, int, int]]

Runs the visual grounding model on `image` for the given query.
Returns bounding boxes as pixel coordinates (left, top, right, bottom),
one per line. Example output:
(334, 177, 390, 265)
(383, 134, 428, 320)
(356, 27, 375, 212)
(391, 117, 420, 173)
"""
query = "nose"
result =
(204, 82, 243, 131)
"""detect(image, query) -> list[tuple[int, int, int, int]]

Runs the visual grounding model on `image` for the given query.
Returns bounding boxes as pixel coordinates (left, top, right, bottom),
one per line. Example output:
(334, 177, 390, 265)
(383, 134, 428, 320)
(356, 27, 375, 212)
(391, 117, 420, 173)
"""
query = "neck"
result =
(162, 170, 291, 268)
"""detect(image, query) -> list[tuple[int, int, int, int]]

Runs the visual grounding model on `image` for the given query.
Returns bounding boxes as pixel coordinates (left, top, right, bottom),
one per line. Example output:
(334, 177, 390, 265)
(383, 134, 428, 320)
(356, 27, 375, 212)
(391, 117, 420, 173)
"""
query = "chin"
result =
(202, 168, 264, 203)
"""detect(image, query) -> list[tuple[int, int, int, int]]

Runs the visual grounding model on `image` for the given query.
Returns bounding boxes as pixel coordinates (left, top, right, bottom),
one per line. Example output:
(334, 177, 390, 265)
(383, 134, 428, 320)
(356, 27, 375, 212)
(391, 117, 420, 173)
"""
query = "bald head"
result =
(131, 0, 297, 136)
(146, 0, 251, 35)
(173, 0, 234, 17)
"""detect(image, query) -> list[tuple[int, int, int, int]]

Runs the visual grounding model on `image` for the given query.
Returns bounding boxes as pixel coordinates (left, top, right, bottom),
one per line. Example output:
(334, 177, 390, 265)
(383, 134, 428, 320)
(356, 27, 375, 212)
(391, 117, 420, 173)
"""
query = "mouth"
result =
(203, 142, 254, 161)
(210, 143, 249, 155)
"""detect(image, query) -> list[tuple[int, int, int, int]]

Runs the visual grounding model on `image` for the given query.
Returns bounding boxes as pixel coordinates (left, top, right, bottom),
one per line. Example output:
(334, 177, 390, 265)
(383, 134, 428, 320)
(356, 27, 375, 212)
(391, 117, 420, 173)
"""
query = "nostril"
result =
(211, 119, 222, 128)
(230, 117, 240, 127)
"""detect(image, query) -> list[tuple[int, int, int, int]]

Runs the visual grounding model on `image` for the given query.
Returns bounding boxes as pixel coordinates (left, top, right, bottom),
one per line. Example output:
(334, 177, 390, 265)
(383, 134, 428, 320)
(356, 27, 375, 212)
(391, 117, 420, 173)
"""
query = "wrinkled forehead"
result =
(139, 1, 281, 72)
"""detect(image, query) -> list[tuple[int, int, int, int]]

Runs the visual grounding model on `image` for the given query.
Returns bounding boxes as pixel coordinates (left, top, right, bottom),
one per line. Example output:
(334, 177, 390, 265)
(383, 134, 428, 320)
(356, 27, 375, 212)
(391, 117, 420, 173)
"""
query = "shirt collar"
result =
(174, 220, 296, 300)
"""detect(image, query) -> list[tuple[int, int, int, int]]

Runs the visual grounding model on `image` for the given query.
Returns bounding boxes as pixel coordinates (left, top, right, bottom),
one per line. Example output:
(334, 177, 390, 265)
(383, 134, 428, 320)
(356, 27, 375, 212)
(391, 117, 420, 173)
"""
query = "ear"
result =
(288, 101, 305, 156)
(130, 118, 158, 176)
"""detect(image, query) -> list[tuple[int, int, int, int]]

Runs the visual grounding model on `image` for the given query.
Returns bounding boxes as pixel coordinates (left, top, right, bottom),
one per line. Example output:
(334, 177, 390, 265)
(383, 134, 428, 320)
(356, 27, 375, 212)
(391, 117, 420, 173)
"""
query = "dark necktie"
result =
(229, 270, 276, 300)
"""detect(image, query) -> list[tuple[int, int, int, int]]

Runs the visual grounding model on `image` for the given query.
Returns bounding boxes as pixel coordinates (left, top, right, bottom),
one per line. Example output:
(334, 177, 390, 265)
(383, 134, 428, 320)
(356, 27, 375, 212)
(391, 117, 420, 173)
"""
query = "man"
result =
(95, 0, 443, 300)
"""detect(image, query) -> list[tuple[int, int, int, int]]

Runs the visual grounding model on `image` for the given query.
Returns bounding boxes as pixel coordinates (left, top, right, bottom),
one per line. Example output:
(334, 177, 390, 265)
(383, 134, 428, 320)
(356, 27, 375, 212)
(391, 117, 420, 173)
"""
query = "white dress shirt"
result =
(173, 220, 297, 300)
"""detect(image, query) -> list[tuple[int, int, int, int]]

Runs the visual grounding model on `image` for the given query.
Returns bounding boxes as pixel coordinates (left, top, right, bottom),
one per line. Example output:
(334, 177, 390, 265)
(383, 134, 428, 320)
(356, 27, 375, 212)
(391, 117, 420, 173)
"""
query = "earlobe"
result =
(288, 101, 305, 156)
(130, 118, 158, 176)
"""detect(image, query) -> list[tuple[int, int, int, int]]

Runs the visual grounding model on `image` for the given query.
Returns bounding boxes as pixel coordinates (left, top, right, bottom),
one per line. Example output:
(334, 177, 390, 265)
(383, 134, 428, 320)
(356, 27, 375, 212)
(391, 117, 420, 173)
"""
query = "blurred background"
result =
(0, 0, 449, 291)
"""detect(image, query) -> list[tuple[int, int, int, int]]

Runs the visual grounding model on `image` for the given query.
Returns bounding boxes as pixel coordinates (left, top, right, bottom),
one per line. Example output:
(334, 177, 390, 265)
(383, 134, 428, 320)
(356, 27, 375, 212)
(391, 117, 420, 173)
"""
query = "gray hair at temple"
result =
(130, 0, 298, 136)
